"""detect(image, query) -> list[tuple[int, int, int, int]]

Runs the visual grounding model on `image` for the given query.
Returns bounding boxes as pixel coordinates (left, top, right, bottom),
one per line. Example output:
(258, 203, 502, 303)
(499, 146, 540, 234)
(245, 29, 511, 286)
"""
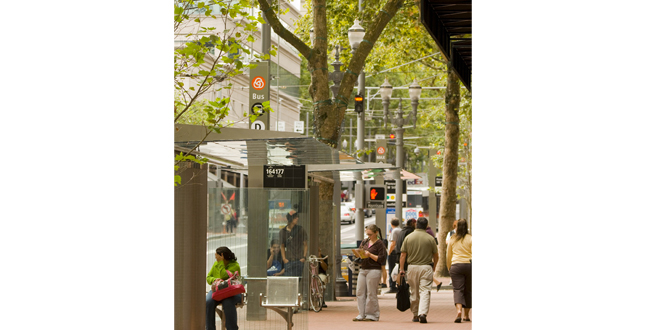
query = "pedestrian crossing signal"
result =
(369, 187, 385, 201)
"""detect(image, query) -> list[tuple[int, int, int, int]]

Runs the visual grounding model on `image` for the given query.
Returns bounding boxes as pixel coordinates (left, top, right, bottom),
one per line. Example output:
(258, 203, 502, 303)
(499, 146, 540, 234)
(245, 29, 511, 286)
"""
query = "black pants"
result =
(387, 253, 398, 290)
(449, 263, 472, 308)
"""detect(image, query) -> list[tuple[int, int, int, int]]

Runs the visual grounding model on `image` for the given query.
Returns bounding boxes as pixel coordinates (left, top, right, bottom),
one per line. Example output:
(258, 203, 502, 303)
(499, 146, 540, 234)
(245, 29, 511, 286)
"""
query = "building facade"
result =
(175, 0, 303, 132)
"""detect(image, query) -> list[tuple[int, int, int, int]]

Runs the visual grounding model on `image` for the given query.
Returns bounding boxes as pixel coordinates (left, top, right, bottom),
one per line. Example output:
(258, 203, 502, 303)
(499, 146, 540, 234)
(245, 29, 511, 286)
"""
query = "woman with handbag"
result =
(446, 219, 472, 323)
(353, 224, 387, 322)
(206, 247, 243, 330)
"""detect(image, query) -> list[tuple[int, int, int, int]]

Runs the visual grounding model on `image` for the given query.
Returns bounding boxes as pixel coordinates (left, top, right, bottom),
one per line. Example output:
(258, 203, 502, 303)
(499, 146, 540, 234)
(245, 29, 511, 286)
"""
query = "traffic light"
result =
(389, 133, 395, 139)
(354, 94, 364, 112)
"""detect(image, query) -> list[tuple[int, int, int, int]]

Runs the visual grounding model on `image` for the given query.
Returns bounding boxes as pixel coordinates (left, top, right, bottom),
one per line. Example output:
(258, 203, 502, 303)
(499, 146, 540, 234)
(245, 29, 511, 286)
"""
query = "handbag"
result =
(396, 275, 410, 312)
(211, 270, 246, 301)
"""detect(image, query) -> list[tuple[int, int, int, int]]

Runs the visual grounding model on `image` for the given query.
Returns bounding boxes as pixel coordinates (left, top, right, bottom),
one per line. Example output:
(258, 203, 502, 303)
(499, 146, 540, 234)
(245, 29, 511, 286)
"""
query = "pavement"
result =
(221, 275, 469, 330)
(308, 276, 471, 330)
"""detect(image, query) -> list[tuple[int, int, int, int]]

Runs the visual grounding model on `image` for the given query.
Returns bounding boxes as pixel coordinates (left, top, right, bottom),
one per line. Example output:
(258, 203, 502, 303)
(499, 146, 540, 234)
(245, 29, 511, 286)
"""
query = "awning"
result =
(419, 0, 472, 91)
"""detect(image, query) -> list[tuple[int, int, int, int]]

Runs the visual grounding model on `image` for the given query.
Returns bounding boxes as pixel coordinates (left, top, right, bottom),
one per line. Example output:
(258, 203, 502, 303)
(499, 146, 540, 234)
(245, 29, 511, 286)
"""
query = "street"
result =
(341, 213, 376, 245)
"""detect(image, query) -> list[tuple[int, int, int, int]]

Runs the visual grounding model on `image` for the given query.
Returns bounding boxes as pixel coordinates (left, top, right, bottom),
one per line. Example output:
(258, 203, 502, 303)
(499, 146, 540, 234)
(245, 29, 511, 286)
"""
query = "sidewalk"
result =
(309, 276, 471, 330)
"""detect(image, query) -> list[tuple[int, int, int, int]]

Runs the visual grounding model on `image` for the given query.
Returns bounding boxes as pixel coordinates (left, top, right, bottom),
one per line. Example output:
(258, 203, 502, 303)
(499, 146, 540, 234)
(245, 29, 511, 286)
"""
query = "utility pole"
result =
(394, 100, 404, 220)
(354, 0, 366, 243)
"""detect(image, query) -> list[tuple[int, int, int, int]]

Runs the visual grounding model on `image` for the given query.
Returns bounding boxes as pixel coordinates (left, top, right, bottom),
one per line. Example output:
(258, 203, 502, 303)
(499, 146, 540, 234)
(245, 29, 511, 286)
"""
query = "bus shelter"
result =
(174, 124, 396, 330)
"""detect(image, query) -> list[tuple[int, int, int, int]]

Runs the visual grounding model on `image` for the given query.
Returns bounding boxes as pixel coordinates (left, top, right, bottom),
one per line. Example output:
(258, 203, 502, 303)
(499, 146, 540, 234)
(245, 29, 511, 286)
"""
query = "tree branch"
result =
(256, 0, 312, 59)
(337, 0, 406, 102)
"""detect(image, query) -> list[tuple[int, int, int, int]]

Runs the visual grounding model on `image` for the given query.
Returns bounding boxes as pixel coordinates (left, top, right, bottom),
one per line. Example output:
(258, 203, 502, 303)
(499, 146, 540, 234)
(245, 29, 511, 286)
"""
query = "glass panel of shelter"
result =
(207, 187, 310, 330)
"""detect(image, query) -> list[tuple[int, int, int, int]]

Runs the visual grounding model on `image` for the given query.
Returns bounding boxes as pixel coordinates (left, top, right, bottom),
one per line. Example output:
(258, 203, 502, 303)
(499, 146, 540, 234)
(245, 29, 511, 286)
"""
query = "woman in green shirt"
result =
(206, 246, 242, 330)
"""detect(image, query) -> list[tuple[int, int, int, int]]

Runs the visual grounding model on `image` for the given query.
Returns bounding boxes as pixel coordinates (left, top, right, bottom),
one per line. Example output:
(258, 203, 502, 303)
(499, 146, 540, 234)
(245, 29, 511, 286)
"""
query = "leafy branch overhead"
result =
(256, 0, 406, 148)
(174, 0, 272, 186)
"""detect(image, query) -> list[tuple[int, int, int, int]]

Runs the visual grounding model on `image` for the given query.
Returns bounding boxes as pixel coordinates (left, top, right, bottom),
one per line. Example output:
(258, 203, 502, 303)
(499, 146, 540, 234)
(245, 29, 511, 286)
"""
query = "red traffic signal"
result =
(389, 133, 395, 139)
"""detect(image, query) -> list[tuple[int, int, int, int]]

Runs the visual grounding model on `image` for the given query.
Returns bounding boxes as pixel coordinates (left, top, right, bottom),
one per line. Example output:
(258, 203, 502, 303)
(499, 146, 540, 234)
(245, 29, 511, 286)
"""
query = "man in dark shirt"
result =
(280, 212, 308, 276)
(394, 218, 417, 262)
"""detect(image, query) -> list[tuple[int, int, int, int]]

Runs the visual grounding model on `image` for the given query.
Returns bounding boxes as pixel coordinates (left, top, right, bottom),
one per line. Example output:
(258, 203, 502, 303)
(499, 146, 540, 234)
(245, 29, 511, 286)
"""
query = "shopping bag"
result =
(212, 270, 246, 301)
(396, 275, 410, 312)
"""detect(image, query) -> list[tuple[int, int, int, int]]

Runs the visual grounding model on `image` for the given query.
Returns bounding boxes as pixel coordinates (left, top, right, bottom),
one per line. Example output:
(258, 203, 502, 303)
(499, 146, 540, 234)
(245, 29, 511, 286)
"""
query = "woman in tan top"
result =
(446, 219, 472, 323)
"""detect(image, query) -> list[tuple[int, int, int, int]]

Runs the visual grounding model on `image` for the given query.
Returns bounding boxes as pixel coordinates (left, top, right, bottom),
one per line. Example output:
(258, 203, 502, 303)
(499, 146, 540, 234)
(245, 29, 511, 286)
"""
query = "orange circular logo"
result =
(252, 76, 266, 90)
(377, 146, 385, 155)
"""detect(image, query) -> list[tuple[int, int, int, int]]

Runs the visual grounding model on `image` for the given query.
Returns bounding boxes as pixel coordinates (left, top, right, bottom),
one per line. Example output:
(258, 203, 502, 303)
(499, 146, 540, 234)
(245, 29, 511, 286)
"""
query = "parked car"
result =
(340, 202, 356, 224)
(344, 201, 375, 218)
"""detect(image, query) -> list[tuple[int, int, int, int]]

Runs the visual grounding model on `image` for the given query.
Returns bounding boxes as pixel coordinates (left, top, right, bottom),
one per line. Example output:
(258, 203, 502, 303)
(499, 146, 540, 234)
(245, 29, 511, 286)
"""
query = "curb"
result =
(207, 233, 237, 240)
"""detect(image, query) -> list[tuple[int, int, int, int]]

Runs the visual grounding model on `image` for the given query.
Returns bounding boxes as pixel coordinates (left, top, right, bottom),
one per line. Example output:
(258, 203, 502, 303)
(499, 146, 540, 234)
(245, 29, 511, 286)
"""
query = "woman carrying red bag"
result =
(206, 247, 242, 330)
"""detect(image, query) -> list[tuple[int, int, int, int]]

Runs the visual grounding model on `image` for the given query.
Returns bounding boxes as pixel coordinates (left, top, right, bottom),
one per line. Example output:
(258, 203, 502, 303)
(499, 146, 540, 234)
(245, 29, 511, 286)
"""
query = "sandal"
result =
(454, 317, 462, 323)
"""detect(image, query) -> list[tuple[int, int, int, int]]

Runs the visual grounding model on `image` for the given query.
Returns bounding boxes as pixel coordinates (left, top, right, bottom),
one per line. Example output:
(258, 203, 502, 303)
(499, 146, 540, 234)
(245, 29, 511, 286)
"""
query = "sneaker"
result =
(412, 316, 419, 322)
(352, 317, 364, 322)
(419, 315, 427, 323)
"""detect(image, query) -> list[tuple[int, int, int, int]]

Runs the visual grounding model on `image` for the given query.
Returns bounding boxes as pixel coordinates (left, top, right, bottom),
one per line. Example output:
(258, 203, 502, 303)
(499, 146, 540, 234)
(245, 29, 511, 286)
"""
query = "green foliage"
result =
(175, 152, 208, 186)
(293, 1, 453, 147)
(175, 0, 269, 186)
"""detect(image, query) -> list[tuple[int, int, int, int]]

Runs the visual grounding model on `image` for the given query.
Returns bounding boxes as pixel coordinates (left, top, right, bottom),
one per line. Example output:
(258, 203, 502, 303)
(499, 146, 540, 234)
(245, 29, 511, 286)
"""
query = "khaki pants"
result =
(407, 265, 434, 317)
(356, 269, 381, 321)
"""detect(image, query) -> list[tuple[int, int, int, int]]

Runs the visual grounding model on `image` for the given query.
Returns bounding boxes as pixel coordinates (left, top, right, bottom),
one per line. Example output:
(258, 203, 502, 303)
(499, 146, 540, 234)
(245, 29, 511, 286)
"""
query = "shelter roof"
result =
(174, 124, 403, 182)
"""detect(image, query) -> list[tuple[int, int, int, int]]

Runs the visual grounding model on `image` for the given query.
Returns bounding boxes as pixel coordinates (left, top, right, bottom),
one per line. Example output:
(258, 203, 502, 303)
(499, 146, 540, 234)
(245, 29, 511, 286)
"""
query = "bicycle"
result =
(307, 254, 328, 312)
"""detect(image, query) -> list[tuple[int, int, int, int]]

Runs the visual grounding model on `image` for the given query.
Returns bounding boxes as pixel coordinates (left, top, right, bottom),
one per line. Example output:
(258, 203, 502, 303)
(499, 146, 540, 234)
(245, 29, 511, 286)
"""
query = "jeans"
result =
(284, 259, 304, 277)
(206, 292, 242, 330)
(356, 268, 381, 321)
(387, 254, 398, 290)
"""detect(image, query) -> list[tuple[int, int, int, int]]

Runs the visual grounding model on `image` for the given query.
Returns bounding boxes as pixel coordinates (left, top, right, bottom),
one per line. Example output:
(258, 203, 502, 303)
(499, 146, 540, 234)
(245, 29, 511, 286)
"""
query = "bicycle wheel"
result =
(310, 275, 324, 312)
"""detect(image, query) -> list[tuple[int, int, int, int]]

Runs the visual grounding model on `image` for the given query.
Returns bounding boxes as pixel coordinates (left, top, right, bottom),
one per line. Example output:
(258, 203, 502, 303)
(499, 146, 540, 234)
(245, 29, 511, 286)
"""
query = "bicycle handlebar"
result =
(307, 255, 328, 262)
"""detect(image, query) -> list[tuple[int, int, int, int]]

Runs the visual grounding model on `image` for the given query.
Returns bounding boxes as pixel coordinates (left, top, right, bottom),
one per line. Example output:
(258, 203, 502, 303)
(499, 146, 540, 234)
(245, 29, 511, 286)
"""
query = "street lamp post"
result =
(314, 18, 366, 298)
(380, 78, 424, 220)
(329, 44, 344, 99)
(380, 78, 392, 128)
(393, 100, 405, 220)
(409, 79, 422, 129)
(348, 18, 367, 244)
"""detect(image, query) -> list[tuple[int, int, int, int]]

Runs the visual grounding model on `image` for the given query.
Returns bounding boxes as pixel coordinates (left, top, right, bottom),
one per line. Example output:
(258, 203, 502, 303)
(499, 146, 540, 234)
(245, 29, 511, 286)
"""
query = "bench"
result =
(259, 277, 302, 330)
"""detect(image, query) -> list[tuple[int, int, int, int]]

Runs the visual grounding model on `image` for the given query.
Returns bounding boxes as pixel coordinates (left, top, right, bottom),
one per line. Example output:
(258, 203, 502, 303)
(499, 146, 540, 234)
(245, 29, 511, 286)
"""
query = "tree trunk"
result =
(435, 65, 460, 278)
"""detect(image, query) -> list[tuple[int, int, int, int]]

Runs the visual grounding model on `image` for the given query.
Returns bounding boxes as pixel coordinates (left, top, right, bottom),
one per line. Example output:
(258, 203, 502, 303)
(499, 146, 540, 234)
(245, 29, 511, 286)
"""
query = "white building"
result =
(175, 0, 304, 132)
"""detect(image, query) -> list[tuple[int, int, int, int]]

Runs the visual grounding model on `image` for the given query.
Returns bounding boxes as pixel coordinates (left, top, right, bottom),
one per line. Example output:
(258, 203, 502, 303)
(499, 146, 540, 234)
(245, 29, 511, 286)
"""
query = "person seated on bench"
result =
(206, 246, 242, 330)
(267, 239, 285, 276)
